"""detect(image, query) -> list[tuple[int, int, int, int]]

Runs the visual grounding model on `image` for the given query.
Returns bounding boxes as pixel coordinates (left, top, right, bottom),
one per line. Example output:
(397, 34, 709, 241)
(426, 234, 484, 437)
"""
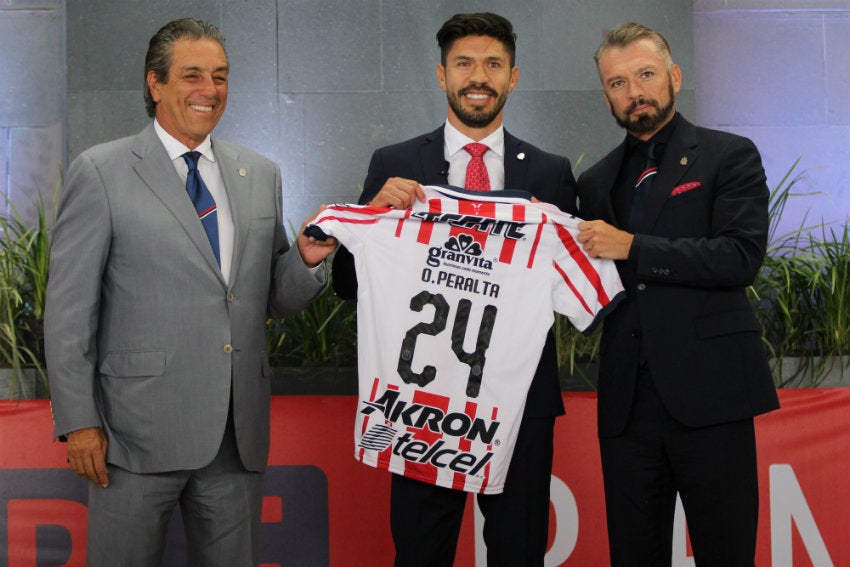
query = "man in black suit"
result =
(576, 22, 780, 566)
(332, 12, 576, 567)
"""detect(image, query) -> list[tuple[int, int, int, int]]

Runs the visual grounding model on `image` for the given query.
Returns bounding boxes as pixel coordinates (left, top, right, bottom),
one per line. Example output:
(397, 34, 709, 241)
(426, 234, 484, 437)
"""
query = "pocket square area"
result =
(671, 182, 702, 196)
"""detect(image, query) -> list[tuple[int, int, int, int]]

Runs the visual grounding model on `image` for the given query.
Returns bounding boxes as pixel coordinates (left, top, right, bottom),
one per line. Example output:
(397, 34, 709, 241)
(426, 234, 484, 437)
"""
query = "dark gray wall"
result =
(11, 2, 846, 237)
(0, 0, 64, 222)
(62, 0, 695, 228)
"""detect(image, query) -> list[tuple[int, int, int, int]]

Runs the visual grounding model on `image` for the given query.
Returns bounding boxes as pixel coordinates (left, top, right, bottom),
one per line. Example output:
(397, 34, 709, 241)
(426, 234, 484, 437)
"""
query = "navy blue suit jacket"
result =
(333, 125, 577, 418)
(577, 115, 779, 436)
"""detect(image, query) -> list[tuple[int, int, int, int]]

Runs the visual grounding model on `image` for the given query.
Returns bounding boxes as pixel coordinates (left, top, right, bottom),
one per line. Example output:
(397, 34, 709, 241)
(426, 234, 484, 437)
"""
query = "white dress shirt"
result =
(443, 120, 505, 191)
(154, 120, 235, 284)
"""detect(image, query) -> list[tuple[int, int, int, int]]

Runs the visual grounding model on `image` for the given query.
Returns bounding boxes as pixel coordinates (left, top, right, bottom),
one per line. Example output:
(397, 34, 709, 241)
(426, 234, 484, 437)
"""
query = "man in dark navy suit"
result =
(333, 12, 576, 567)
(576, 22, 780, 567)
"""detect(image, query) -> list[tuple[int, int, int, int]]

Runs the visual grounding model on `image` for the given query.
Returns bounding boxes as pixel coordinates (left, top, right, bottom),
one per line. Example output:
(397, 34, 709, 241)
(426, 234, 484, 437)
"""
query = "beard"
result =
(610, 81, 676, 135)
(447, 84, 508, 129)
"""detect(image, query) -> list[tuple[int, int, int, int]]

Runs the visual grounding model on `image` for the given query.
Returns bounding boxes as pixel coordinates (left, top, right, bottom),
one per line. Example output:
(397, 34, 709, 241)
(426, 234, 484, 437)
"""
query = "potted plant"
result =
(265, 269, 358, 395)
(749, 161, 850, 387)
(0, 189, 53, 399)
(555, 315, 601, 391)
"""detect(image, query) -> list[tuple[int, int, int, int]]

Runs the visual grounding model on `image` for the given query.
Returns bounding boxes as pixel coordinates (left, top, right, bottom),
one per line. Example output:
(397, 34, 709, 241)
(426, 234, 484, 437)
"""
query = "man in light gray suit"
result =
(44, 18, 336, 567)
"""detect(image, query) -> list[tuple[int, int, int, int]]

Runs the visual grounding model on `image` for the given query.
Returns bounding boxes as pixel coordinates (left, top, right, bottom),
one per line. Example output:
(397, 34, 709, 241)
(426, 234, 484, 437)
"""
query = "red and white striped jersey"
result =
(309, 185, 624, 494)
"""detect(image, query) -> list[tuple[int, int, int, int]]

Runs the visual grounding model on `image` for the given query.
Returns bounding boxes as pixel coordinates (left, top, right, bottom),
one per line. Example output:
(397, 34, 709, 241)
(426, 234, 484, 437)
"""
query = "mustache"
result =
(626, 97, 659, 113)
(459, 84, 499, 98)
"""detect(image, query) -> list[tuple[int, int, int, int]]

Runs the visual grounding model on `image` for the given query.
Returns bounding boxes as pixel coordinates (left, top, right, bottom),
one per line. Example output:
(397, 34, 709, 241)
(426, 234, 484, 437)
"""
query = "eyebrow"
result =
(605, 64, 656, 82)
(178, 65, 229, 74)
(451, 54, 506, 63)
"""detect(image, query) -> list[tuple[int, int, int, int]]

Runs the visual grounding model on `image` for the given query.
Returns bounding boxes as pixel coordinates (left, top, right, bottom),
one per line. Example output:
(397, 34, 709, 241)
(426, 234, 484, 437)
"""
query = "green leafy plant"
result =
(0, 185, 56, 398)
(748, 159, 850, 386)
(265, 267, 357, 367)
(814, 224, 850, 359)
(554, 315, 602, 388)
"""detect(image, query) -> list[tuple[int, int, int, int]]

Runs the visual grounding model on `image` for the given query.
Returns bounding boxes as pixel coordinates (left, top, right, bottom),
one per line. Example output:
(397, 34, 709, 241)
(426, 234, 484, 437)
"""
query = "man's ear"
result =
(507, 66, 519, 93)
(146, 70, 161, 103)
(671, 64, 683, 94)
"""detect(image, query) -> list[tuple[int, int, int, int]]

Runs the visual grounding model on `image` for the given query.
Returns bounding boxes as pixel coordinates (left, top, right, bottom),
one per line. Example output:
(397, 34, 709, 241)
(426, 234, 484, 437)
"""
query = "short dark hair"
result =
(436, 12, 517, 67)
(143, 18, 227, 118)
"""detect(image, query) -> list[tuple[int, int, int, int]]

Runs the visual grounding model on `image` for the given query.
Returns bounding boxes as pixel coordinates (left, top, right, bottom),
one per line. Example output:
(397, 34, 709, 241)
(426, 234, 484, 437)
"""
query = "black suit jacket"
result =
(577, 115, 779, 436)
(333, 125, 577, 418)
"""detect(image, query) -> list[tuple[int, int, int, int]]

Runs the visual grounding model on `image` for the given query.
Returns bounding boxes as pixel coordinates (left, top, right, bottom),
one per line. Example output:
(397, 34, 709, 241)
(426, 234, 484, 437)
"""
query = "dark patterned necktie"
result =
(628, 141, 657, 232)
(463, 142, 491, 191)
(182, 151, 220, 265)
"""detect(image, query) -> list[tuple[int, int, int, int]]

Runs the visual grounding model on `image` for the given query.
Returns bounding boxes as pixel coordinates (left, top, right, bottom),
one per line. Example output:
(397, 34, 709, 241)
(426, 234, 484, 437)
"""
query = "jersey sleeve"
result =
(546, 213, 625, 334)
(307, 203, 394, 253)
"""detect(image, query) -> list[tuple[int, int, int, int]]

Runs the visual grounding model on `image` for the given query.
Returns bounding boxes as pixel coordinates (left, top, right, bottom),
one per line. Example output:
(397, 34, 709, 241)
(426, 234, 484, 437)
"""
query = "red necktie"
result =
(463, 143, 491, 191)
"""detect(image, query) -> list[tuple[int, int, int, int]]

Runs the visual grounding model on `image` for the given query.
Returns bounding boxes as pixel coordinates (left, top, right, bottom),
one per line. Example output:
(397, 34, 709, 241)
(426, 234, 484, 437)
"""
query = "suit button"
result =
(223, 344, 234, 354)
(637, 283, 646, 291)
(227, 292, 236, 302)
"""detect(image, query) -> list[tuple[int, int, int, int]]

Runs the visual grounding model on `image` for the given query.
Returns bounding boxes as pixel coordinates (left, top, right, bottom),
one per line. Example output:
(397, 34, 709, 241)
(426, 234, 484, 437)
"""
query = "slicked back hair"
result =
(143, 18, 227, 118)
(593, 22, 674, 70)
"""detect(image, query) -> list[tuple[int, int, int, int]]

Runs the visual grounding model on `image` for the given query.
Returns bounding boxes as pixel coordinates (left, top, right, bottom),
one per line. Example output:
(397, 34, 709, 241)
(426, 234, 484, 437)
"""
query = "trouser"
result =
(87, 416, 264, 567)
(391, 416, 556, 567)
(600, 368, 759, 567)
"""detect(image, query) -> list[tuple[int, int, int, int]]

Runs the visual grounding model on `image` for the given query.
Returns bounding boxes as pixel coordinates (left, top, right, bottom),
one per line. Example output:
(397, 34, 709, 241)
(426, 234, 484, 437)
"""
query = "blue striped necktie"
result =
(628, 141, 657, 232)
(182, 151, 220, 265)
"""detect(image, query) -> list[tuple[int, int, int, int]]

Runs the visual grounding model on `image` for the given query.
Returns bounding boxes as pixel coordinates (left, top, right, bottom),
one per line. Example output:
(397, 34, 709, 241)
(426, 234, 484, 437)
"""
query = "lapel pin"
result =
(239, 168, 247, 177)
(517, 152, 525, 161)
(680, 157, 688, 166)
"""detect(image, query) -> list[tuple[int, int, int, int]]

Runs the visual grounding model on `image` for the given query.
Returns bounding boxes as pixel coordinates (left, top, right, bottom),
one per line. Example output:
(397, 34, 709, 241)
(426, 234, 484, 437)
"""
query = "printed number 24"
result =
(397, 290, 497, 398)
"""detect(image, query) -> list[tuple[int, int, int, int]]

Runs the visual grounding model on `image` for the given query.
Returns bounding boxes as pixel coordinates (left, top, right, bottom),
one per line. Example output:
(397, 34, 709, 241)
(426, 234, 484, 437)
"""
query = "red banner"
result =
(2, 389, 849, 566)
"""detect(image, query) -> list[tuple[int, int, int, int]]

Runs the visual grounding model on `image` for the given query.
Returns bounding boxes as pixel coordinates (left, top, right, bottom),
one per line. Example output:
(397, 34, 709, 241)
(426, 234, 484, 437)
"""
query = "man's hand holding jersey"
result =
(368, 177, 426, 209)
(297, 205, 339, 267)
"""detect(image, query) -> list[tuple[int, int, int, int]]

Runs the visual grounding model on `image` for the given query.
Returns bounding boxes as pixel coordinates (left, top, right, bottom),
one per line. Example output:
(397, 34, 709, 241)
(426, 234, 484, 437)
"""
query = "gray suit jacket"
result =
(45, 123, 326, 473)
